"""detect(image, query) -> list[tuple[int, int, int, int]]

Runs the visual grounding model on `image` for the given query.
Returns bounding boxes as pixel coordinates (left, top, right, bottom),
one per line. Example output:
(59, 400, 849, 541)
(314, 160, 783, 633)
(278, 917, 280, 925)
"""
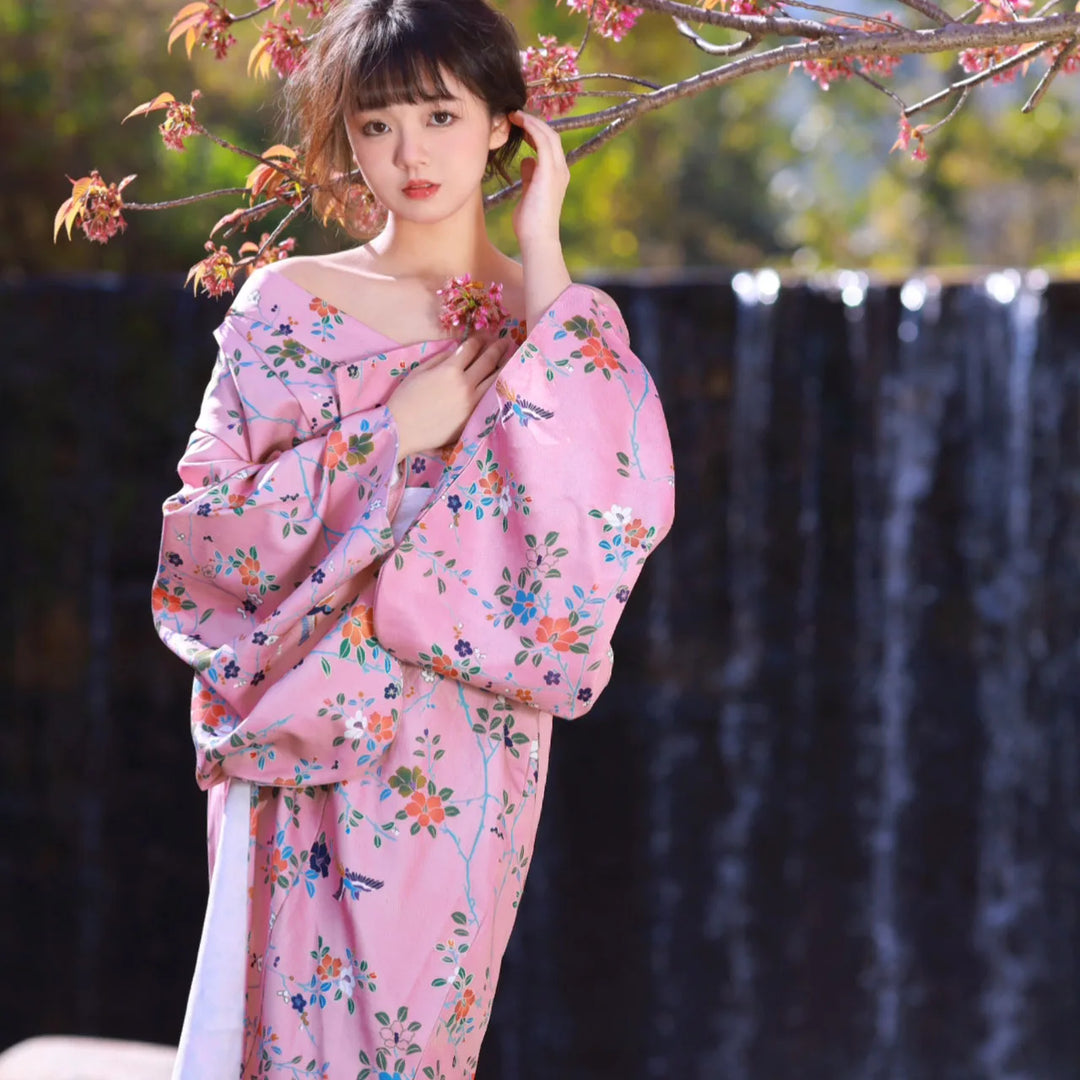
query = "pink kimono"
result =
(153, 266, 674, 1080)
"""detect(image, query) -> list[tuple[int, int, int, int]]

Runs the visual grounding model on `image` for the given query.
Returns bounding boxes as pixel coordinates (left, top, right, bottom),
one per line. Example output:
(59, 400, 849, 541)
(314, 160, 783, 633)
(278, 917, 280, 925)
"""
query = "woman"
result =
(153, 1, 675, 1076)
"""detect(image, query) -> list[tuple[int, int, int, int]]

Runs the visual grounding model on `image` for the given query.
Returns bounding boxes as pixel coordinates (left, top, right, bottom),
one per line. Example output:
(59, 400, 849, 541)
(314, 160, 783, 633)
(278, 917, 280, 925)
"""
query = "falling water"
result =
(857, 272, 955, 1080)
(969, 273, 1049, 1080)
(699, 270, 780, 1080)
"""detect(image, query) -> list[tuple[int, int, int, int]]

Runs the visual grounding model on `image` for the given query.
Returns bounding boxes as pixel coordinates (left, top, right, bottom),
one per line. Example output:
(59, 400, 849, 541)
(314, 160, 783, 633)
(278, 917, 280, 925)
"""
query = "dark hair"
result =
(285, 0, 527, 235)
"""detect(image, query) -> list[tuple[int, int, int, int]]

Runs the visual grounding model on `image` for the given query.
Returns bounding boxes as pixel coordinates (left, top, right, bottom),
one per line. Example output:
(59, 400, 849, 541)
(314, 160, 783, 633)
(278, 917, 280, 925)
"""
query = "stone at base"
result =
(0, 1036, 177, 1080)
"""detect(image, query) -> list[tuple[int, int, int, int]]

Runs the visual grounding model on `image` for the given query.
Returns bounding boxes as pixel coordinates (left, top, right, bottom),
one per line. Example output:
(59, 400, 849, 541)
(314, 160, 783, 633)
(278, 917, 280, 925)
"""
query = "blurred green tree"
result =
(11, 0, 1080, 279)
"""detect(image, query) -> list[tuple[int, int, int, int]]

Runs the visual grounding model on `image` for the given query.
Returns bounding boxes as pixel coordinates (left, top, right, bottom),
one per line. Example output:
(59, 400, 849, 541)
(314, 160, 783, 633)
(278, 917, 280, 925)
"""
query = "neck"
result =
(362, 190, 507, 288)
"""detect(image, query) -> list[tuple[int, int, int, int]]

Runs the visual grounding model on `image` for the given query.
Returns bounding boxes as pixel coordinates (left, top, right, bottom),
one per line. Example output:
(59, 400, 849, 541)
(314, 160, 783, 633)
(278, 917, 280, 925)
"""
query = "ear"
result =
(489, 112, 511, 151)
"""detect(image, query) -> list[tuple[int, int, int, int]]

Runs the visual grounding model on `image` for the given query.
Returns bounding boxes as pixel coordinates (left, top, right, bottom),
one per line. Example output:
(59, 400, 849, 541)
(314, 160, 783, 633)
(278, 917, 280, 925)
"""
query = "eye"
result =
(360, 119, 388, 136)
(431, 111, 457, 126)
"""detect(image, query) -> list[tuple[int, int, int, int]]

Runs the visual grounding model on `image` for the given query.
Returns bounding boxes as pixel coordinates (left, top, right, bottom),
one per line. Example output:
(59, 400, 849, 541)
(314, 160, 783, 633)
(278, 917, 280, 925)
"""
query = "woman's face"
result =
(344, 66, 510, 223)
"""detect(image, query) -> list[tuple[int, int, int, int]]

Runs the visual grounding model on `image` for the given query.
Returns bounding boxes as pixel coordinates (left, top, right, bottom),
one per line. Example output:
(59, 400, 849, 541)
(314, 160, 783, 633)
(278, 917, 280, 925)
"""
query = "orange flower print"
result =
(405, 790, 446, 828)
(432, 653, 458, 679)
(270, 848, 288, 878)
(309, 297, 339, 318)
(316, 954, 342, 981)
(514, 688, 534, 704)
(535, 615, 580, 653)
(509, 322, 527, 346)
(152, 583, 183, 614)
(478, 471, 504, 498)
(366, 711, 395, 744)
(227, 492, 248, 510)
(440, 441, 463, 467)
(195, 687, 228, 730)
(324, 430, 347, 471)
(581, 334, 618, 372)
(453, 988, 476, 1022)
(624, 518, 648, 548)
(342, 602, 375, 646)
(239, 555, 262, 587)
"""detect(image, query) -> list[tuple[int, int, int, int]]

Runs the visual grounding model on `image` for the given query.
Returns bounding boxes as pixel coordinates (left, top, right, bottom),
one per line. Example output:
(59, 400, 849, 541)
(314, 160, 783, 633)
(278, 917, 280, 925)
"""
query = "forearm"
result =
(520, 239, 572, 331)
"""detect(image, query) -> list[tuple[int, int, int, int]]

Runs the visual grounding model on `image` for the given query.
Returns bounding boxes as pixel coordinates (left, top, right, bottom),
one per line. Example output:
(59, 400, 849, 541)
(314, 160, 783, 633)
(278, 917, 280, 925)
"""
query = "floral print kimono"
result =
(153, 266, 674, 1080)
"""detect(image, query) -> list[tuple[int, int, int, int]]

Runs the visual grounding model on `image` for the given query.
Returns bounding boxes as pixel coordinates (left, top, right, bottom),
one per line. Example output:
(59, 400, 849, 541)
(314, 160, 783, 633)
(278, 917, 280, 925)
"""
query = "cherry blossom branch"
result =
(887, 0, 955, 25)
(775, 1, 904, 32)
(197, 127, 305, 183)
(526, 71, 662, 90)
(672, 17, 758, 56)
(904, 37, 1057, 115)
(245, 192, 311, 265)
(125, 187, 250, 211)
(1022, 35, 1078, 110)
(551, 13, 1080, 133)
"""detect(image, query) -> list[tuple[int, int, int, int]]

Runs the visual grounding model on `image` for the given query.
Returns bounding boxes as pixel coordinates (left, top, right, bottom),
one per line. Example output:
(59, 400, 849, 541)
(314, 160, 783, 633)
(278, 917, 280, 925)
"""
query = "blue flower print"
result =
(384, 683, 399, 699)
(544, 670, 561, 686)
(454, 640, 473, 658)
(616, 585, 630, 603)
(577, 687, 592, 704)
(510, 590, 537, 625)
(223, 660, 240, 679)
(446, 494, 462, 513)
(309, 841, 330, 878)
(290, 993, 306, 1013)
(311, 568, 325, 584)
(197, 503, 211, 517)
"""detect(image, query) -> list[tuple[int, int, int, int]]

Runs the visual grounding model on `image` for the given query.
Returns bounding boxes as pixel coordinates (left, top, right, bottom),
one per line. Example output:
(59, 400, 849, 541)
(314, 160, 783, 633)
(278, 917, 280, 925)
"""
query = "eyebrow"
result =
(357, 94, 463, 113)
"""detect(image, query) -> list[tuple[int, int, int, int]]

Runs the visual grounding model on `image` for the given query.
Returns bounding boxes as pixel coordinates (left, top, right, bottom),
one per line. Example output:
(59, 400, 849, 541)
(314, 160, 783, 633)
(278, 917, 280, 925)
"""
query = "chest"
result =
(296, 268, 526, 346)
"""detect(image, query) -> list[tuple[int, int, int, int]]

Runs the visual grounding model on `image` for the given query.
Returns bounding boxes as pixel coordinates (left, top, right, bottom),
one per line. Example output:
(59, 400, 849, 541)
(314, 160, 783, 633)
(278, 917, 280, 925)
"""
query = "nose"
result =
(393, 124, 429, 170)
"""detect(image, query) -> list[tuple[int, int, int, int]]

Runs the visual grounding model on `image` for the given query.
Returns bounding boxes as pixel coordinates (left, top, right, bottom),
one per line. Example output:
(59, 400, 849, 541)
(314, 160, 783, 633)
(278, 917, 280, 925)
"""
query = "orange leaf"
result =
(122, 92, 177, 123)
(211, 206, 251, 237)
(168, 2, 209, 56)
(184, 261, 205, 292)
(53, 197, 74, 242)
(261, 145, 297, 161)
(248, 37, 272, 79)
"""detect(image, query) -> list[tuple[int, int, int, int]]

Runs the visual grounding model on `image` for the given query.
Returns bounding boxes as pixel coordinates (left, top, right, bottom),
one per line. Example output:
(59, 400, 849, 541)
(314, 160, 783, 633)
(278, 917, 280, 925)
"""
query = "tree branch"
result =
(673, 17, 758, 56)
(125, 187, 250, 211)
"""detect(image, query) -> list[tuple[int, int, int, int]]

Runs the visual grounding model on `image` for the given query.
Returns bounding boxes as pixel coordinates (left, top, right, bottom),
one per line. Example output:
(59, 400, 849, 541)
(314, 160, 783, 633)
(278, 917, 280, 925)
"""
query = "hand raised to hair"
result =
(508, 109, 570, 252)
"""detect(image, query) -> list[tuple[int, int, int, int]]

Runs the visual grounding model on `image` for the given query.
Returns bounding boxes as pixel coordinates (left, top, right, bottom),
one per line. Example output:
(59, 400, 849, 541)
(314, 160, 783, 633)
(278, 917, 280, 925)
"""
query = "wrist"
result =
(518, 234, 563, 259)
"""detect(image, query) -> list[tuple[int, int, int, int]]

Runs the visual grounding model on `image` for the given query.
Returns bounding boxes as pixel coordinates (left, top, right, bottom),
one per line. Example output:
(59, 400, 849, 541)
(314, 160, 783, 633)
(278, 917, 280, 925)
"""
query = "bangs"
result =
(344, 34, 461, 113)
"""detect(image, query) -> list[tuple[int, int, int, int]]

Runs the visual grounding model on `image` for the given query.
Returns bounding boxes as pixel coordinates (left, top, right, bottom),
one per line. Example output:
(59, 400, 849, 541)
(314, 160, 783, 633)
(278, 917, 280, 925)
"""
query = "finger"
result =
(513, 110, 563, 161)
(459, 333, 502, 371)
(450, 332, 491, 368)
(467, 336, 511, 383)
(475, 367, 501, 399)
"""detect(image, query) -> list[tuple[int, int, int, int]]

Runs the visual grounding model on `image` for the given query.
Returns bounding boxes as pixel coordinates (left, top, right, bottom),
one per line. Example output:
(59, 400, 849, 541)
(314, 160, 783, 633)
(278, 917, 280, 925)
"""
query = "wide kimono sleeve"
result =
(152, 271, 402, 786)
(372, 282, 675, 718)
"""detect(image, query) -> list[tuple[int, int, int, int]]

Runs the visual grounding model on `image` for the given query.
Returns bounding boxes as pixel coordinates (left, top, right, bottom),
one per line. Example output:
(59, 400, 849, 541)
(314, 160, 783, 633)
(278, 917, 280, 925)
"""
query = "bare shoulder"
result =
(262, 250, 377, 290)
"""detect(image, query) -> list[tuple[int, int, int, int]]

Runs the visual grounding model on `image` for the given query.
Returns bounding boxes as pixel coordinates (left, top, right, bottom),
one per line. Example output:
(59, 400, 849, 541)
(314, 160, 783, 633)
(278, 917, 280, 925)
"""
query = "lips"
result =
(402, 181, 440, 201)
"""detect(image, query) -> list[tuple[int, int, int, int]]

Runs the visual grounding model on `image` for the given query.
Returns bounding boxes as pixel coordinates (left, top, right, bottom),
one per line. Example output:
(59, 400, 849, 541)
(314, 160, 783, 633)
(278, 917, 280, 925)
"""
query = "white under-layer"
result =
(171, 476, 431, 1078)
